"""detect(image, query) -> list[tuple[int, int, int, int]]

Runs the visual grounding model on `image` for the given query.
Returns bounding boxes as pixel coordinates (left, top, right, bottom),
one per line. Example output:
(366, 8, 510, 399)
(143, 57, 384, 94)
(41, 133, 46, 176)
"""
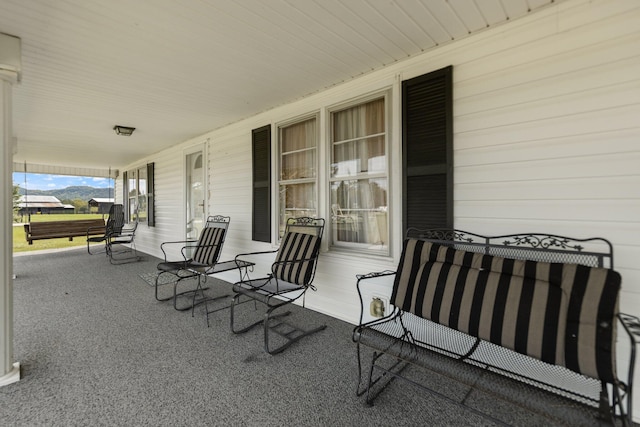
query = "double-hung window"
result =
(330, 96, 388, 254)
(136, 166, 147, 222)
(127, 170, 138, 221)
(277, 116, 317, 238)
(124, 163, 154, 225)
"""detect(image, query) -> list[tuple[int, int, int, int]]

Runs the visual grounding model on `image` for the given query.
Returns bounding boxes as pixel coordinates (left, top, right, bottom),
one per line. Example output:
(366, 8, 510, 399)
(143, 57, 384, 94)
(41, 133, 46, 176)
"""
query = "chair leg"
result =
(263, 303, 326, 355)
(230, 294, 266, 334)
(230, 293, 326, 354)
(155, 272, 175, 302)
(87, 239, 106, 255)
(203, 292, 232, 328)
(108, 242, 141, 265)
(191, 274, 230, 327)
(191, 275, 206, 318)
(170, 275, 210, 311)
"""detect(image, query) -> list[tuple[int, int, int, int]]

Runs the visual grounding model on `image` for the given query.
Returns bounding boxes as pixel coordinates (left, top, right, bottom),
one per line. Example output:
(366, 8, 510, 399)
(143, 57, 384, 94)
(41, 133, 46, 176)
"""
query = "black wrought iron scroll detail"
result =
(291, 216, 319, 226)
(501, 235, 584, 252)
(413, 229, 475, 243)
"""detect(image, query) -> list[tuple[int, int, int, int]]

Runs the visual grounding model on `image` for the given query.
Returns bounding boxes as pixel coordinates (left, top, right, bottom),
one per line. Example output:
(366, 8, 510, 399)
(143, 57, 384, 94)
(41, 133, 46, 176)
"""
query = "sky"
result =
(12, 173, 113, 191)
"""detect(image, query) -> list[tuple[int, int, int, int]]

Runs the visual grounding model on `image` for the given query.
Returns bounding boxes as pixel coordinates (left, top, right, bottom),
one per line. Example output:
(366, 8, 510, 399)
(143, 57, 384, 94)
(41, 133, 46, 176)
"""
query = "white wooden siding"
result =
(120, 0, 640, 328)
(120, 0, 640, 418)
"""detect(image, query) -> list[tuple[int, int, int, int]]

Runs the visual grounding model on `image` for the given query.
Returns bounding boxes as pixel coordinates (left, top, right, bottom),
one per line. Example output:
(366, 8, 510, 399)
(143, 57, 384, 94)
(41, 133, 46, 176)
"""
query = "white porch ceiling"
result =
(1, 0, 559, 173)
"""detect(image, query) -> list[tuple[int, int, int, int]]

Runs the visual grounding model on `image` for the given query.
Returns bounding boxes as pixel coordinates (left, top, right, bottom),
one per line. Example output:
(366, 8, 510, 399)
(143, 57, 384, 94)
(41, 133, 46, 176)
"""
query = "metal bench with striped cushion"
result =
(353, 230, 639, 426)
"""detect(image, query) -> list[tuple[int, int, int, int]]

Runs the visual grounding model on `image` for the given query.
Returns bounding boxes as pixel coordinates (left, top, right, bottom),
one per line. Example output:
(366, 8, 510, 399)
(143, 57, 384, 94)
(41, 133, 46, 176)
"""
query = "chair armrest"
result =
(159, 239, 197, 262)
(110, 231, 135, 244)
(86, 225, 105, 236)
(234, 249, 278, 265)
(120, 225, 136, 234)
(233, 250, 278, 281)
(355, 270, 396, 325)
(270, 255, 319, 270)
(114, 230, 135, 241)
(180, 242, 223, 266)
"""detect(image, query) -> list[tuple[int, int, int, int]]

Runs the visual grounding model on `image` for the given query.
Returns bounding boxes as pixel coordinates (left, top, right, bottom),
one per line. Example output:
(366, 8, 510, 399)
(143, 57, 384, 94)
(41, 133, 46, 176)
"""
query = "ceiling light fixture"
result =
(113, 125, 135, 136)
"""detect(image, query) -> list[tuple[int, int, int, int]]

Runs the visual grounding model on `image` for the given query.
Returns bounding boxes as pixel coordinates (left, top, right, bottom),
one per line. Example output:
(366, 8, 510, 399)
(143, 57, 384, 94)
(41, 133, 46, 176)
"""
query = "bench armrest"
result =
(355, 270, 396, 325)
(619, 313, 640, 344)
(618, 312, 640, 420)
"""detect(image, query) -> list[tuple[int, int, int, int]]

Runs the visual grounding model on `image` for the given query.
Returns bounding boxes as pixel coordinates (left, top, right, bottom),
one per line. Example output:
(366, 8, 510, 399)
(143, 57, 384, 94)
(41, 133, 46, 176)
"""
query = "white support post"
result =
(0, 32, 21, 387)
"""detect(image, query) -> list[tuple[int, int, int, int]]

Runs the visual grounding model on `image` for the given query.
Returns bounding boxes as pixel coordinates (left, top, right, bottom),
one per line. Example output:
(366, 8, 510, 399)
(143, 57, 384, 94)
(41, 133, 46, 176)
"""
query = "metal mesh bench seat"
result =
(355, 312, 607, 426)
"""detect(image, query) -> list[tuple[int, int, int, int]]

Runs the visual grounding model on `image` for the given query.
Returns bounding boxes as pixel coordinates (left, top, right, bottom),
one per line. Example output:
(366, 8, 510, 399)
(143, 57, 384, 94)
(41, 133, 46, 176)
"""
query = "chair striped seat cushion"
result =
(273, 232, 321, 286)
(192, 226, 226, 265)
(390, 239, 621, 382)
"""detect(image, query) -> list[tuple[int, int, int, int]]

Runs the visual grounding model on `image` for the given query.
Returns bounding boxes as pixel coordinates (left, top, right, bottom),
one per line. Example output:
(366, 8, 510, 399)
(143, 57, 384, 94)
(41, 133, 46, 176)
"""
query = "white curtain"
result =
(279, 118, 317, 235)
(331, 98, 387, 246)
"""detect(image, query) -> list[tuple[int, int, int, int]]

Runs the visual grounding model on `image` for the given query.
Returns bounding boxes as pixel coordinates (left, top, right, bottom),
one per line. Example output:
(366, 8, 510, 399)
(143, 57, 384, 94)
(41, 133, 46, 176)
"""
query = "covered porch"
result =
(1, 0, 639, 424)
(4, 247, 522, 426)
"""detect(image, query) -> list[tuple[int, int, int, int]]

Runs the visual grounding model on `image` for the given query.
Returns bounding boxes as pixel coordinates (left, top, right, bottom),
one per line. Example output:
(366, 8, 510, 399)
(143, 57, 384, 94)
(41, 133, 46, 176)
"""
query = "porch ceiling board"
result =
(0, 0, 559, 171)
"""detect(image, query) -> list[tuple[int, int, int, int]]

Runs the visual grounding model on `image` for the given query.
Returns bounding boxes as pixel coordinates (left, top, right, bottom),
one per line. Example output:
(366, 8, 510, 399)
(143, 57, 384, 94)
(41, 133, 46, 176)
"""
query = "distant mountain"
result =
(16, 185, 113, 201)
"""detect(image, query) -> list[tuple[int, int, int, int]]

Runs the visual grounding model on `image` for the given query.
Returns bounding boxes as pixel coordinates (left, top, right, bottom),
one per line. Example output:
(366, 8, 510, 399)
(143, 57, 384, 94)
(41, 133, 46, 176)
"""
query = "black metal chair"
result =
(87, 204, 125, 255)
(106, 220, 141, 264)
(230, 217, 325, 354)
(155, 215, 231, 318)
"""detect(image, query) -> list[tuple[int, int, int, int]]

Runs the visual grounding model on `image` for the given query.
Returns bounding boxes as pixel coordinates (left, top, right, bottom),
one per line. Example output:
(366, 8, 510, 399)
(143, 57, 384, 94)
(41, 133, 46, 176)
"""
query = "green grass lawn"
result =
(13, 213, 106, 253)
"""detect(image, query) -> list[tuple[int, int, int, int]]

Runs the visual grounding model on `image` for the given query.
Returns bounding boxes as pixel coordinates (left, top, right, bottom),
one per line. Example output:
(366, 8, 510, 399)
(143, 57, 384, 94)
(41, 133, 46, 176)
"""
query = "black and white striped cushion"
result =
(391, 239, 621, 382)
(273, 232, 320, 286)
(192, 227, 225, 265)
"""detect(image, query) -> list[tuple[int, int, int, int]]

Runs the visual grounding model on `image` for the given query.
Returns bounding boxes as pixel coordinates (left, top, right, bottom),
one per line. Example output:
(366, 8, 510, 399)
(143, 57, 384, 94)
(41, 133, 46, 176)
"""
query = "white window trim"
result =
(326, 89, 392, 256)
(274, 112, 320, 244)
(269, 87, 395, 258)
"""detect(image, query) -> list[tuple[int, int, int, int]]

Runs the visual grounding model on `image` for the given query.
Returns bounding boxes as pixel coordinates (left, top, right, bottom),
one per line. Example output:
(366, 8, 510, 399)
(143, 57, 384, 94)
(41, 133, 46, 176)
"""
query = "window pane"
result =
(137, 195, 147, 222)
(137, 167, 147, 222)
(129, 198, 137, 221)
(331, 96, 387, 253)
(280, 119, 316, 181)
(279, 183, 316, 237)
(281, 150, 316, 180)
(332, 135, 385, 177)
(330, 178, 387, 249)
(281, 118, 316, 152)
(138, 167, 147, 196)
(128, 170, 137, 196)
(332, 98, 384, 141)
(128, 170, 137, 222)
(278, 116, 317, 239)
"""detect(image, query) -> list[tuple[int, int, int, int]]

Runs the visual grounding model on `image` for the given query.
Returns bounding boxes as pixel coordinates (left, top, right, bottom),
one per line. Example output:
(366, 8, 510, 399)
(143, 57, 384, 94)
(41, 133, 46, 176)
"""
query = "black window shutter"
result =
(146, 162, 155, 227)
(402, 66, 453, 234)
(252, 125, 271, 242)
